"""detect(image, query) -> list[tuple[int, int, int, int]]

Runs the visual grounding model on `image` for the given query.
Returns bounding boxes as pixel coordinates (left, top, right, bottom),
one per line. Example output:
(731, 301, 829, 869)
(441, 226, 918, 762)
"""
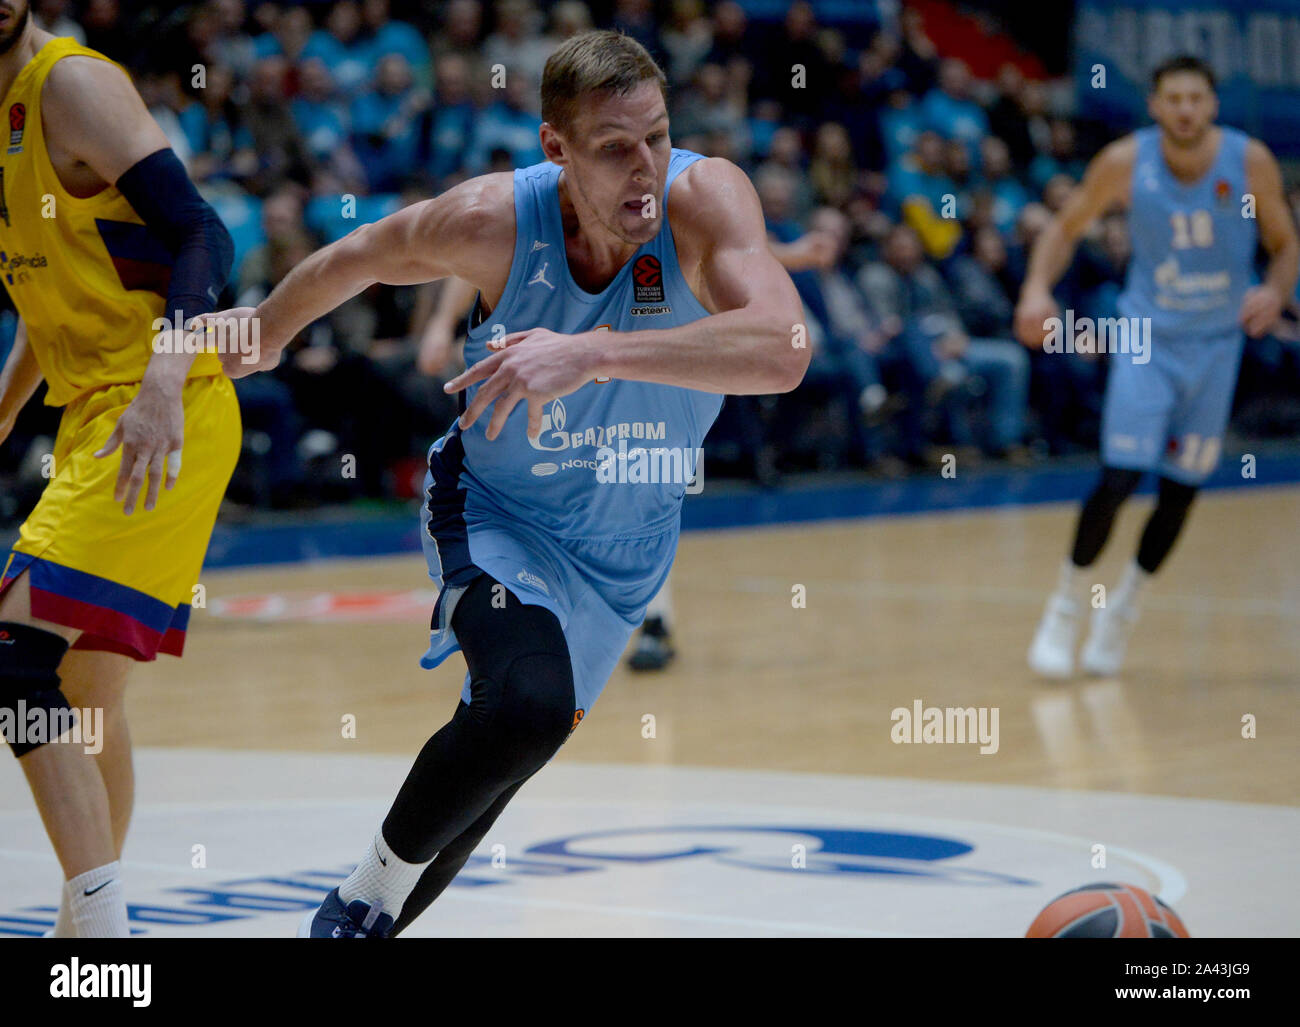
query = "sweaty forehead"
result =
(575, 82, 668, 136)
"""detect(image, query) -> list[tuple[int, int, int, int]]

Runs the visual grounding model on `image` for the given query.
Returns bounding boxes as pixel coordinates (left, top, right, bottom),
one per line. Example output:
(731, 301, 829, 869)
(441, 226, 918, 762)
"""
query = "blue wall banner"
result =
(1075, 0, 1300, 156)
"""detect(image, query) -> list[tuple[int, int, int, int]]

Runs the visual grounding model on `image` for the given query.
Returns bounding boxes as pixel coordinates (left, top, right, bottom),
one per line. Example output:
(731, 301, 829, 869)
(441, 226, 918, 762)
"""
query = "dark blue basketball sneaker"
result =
(298, 888, 394, 938)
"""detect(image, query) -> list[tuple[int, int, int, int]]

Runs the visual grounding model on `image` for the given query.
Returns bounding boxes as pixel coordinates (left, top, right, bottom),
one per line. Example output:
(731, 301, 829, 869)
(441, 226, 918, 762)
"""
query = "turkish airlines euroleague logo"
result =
(8, 103, 24, 152)
(633, 254, 663, 303)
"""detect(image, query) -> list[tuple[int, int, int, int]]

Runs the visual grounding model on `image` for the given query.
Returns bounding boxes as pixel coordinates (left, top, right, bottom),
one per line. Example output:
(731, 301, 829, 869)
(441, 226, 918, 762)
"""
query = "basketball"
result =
(1026, 883, 1190, 938)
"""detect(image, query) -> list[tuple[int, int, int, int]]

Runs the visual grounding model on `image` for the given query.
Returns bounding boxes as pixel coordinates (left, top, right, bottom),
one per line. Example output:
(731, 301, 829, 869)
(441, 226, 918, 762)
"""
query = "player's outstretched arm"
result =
(1240, 140, 1299, 338)
(45, 56, 235, 514)
(1014, 138, 1135, 347)
(448, 159, 808, 441)
(203, 175, 514, 377)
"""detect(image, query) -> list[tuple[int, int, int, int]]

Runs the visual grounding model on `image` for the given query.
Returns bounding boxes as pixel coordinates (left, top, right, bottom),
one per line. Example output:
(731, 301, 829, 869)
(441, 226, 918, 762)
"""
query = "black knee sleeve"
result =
(1071, 466, 1143, 567)
(1137, 477, 1197, 573)
(382, 576, 574, 862)
(0, 623, 72, 758)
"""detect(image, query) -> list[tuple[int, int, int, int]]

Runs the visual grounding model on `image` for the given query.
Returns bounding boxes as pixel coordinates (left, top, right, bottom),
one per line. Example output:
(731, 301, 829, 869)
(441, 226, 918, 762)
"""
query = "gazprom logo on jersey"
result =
(528, 398, 675, 478)
(1043, 309, 1151, 364)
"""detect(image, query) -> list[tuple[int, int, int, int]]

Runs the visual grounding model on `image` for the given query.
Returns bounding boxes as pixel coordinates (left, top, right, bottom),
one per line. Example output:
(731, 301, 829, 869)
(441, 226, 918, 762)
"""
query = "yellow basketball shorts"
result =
(1, 373, 240, 660)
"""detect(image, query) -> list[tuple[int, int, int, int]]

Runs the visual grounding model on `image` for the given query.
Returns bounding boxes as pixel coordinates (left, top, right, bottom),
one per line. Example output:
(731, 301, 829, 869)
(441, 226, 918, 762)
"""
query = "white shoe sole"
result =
(296, 909, 317, 938)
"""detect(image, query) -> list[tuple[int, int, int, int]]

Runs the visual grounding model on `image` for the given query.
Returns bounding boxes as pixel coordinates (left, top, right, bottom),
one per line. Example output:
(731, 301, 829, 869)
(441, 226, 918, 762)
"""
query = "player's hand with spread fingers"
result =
(93, 378, 185, 516)
(1014, 290, 1060, 349)
(444, 327, 604, 441)
(196, 306, 285, 378)
(1238, 283, 1286, 338)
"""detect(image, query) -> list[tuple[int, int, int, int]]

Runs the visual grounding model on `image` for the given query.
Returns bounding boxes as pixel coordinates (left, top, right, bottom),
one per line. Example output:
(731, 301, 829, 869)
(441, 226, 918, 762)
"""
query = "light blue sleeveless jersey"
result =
(1118, 126, 1257, 338)
(457, 148, 722, 539)
(419, 149, 724, 718)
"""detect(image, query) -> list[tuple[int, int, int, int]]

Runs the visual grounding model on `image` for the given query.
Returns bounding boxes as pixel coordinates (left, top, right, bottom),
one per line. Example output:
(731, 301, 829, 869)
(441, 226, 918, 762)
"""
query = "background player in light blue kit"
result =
(1016, 55, 1298, 678)
(204, 29, 807, 937)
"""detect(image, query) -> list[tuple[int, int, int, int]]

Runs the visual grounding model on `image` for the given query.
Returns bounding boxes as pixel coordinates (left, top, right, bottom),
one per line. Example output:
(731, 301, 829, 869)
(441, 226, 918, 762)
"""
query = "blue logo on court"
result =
(526, 825, 1036, 885)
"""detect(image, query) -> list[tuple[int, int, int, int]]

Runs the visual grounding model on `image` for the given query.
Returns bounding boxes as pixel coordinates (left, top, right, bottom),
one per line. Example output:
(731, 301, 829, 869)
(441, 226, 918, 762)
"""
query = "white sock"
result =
(1110, 560, 1151, 611)
(1054, 559, 1089, 605)
(645, 577, 673, 629)
(49, 881, 75, 937)
(338, 831, 431, 923)
(67, 862, 129, 938)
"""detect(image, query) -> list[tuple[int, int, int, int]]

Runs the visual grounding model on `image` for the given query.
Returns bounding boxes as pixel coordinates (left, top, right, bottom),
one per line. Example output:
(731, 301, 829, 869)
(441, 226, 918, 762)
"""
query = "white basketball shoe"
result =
(1080, 600, 1140, 676)
(1028, 593, 1081, 678)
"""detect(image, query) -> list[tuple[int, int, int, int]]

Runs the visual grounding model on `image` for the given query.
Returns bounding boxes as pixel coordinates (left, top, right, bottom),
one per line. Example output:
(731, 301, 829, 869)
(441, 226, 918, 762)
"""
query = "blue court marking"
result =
(6, 451, 1300, 571)
(191, 449, 1300, 570)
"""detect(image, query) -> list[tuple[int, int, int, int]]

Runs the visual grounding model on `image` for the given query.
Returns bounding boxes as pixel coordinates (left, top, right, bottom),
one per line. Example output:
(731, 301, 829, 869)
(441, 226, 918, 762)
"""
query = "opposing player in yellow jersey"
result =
(0, 2, 238, 937)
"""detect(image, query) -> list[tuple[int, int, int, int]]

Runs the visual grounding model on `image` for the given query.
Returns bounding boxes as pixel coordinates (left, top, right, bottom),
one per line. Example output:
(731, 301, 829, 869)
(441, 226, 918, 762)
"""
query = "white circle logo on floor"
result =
(0, 751, 1223, 937)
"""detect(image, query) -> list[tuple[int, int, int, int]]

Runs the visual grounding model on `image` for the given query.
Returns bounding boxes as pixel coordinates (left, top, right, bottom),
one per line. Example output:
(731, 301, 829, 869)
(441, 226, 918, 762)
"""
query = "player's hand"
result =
(1014, 291, 1060, 348)
(444, 327, 602, 441)
(195, 307, 284, 378)
(93, 381, 184, 515)
(1239, 284, 1286, 338)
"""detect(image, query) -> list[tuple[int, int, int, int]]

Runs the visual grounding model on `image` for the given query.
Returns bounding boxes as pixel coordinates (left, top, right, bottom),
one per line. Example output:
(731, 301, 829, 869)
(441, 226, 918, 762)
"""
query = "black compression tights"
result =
(381, 574, 575, 933)
(1070, 466, 1198, 574)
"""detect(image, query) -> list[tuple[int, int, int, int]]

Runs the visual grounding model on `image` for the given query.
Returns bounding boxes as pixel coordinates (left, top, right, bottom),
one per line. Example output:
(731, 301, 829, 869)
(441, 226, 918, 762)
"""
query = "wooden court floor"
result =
(123, 485, 1300, 806)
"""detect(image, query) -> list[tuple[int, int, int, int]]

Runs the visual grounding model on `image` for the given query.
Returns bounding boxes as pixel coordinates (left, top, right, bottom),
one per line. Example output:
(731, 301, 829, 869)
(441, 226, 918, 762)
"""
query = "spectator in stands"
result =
(612, 0, 661, 59)
(33, 0, 83, 42)
(361, 0, 432, 87)
(809, 122, 858, 209)
(465, 70, 544, 175)
(987, 63, 1036, 171)
(921, 59, 989, 163)
(1041, 172, 1076, 214)
(860, 224, 1030, 461)
(880, 87, 924, 168)
(977, 135, 1031, 235)
(661, 0, 712, 88)
(350, 54, 430, 193)
(1029, 118, 1085, 193)
(242, 56, 316, 195)
(302, 0, 374, 95)
(484, 0, 553, 114)
(673, 63, 748, 154)
(293, 58, 351, 164)
(181, 63, 247, 184)
(890, 130, 961, 259)
(419, 53, 477, 187)
(756, 1, 831, 126)
(208, 0, 259, 82)
(254, 2, 312, 62)
(897, 6, 939, 95)
(756, 126, 816, 221)
(550, 1, 595, 44)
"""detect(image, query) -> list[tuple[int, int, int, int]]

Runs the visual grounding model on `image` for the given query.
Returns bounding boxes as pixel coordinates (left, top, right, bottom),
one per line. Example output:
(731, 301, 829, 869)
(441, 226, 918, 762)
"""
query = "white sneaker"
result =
(1080, 602, 1139, 676)
(1028, 593, 1080, 678)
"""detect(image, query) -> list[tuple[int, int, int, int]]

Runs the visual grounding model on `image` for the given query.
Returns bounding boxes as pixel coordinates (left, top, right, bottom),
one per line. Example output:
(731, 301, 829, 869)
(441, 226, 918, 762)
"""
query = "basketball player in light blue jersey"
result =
(1015, 55, 1298, 678)
(204, 30, 807, 937)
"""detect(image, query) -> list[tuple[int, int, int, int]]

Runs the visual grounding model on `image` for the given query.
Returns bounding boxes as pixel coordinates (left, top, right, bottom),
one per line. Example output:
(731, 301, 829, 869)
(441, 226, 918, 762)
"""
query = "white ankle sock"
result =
(1111, 560, 1151, 611)
(1055, 559, 1088, 604)
(338, 831, 432, 922)
(49, 882, 75, 937)
(67, 862, 129, 938)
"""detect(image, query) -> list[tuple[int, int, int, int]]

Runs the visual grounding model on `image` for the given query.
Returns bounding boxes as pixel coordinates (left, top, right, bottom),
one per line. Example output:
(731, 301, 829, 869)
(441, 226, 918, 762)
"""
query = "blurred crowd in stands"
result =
(3, 0, 1300, 516)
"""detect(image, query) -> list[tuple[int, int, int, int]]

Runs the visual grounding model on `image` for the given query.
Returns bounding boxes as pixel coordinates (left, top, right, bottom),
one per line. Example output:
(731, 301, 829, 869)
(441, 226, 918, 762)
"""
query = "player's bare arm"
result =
(1239, 139, 1299, 337)
(44, 56, 232, 514)
(0, 317, 41, 445)
(449, 158, 808, 441)
(203, 173, 516, 374)
(1014, 137, 1136, 347)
